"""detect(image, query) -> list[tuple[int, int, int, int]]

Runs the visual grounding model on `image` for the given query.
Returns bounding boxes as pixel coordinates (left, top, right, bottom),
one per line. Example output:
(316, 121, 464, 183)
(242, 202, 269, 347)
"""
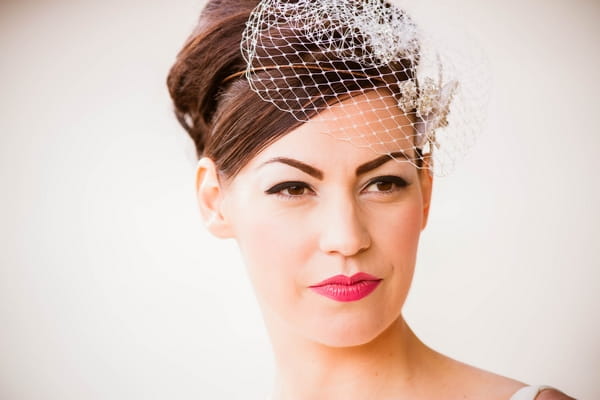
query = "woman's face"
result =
(212, 92, 432, 347)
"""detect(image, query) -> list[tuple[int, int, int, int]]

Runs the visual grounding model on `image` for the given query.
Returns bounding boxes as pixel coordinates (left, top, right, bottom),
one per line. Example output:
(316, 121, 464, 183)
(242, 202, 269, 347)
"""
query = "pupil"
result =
(288, 186, 304, 195)
(377, 182, 393, 191)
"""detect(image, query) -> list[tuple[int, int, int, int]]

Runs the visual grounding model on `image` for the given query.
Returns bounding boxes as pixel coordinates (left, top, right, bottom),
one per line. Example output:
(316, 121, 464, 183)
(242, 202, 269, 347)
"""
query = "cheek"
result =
(231, 202, 315, 308)
(370, 199, 423, 257)
(369, 200, 423, 302)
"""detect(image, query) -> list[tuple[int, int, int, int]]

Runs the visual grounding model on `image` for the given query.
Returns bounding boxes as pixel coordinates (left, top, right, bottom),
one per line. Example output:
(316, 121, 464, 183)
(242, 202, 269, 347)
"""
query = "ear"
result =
(418, 165, 434, 231)
(195, 157, 234, 238)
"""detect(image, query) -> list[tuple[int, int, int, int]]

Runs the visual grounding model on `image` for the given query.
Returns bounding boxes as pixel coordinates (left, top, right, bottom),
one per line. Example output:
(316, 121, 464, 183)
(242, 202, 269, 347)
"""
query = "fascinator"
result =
(223, 0, 489, 175)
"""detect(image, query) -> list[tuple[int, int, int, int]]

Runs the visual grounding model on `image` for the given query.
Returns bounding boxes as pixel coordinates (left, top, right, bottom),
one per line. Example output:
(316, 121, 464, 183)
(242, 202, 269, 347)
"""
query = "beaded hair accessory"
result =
(231, 0, 489, 176)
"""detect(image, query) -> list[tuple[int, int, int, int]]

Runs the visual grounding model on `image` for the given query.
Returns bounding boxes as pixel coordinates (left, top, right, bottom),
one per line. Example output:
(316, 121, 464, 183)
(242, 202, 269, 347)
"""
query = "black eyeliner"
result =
(265, 181, 309, 194)
(366, 175, 409, 187)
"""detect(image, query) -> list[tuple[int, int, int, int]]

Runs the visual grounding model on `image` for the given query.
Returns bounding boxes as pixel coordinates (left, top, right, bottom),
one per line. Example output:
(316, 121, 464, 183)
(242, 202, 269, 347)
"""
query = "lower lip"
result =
(309, 280, 382, 302)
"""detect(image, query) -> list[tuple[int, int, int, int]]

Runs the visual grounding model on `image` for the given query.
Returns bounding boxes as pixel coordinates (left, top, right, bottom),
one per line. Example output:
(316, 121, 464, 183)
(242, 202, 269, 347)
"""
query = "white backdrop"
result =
(0, 0, 598, 399)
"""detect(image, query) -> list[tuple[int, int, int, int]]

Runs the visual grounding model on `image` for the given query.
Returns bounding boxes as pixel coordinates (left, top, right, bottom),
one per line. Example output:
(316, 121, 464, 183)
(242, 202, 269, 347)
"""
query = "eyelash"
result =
(363, 175, 409, 194)
(264, 176, 409, 199)
(265, 181, 313, 199)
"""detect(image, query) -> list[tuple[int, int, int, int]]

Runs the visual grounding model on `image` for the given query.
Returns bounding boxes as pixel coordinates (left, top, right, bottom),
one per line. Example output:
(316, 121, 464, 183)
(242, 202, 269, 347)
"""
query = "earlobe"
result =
(195, 157, 234, 238)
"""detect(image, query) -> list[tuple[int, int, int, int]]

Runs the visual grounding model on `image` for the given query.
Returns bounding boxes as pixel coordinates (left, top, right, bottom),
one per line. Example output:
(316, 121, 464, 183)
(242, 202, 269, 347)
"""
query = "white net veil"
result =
(236, 0, 489, 176)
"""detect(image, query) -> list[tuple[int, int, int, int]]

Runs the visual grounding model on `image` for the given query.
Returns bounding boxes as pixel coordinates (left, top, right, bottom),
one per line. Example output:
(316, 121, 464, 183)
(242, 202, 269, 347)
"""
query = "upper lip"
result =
(309, 272, 381, 287)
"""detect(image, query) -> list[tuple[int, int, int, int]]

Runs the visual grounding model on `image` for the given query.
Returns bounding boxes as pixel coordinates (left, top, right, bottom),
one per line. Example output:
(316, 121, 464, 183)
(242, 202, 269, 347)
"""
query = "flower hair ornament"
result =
(224, 0, 489, 176)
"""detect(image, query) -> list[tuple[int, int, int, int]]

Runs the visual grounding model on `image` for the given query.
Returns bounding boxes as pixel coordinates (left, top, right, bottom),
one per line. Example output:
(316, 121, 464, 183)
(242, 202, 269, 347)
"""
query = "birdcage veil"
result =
(226, 0, 489, 176)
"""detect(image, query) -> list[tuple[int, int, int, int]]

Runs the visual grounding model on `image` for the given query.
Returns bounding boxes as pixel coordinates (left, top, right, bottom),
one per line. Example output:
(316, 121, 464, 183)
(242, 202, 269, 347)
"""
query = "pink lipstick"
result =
(308, 272, 382, 302)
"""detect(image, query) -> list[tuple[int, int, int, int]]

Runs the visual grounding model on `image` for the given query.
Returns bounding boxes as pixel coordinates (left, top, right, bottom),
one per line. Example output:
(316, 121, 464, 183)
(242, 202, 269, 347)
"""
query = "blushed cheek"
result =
(397, 213, 422, 252)
(380, 205, 422, 273)
(375, 207, 422, 317)
(234, 214, 314, 312)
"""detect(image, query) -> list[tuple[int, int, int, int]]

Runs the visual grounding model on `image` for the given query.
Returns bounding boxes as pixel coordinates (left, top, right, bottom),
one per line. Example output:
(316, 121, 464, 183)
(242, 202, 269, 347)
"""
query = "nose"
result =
(318, 195, 371, 257)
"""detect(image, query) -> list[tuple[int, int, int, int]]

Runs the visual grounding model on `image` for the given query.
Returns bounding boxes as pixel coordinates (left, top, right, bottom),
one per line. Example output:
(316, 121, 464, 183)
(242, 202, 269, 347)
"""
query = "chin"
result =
(301, 312, 396, 348)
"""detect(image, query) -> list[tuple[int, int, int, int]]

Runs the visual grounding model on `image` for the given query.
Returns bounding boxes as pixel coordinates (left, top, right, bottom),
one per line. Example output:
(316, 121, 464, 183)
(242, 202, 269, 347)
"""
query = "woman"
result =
(167, 0, 574, 399)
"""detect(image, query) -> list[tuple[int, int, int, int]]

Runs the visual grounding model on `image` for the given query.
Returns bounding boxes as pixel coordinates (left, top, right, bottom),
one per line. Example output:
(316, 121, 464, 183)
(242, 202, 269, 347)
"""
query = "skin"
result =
(195, 92, 573, 400)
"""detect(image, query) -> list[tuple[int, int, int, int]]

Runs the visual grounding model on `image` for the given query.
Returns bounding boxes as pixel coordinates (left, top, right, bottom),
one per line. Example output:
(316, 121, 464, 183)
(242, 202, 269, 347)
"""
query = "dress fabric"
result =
(509, 385, 556, 400)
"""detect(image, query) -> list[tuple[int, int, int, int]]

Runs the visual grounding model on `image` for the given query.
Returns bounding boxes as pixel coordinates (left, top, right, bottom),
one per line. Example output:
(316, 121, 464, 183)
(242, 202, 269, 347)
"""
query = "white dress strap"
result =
(509, 385, 555, 400)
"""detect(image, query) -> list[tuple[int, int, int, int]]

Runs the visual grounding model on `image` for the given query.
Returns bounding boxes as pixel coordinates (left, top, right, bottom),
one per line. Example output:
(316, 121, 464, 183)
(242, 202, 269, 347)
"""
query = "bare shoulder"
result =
(448, 362, 575, 400)
(537, 388, 576, 400)
(426, 349, 575, 400)
(455, 363, 526, 400)
(430, 352, 526, 400)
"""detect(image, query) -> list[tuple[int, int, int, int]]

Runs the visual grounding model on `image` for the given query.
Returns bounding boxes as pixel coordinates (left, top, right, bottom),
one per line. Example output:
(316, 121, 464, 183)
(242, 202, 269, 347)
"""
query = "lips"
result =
(308, 272, 382, 302)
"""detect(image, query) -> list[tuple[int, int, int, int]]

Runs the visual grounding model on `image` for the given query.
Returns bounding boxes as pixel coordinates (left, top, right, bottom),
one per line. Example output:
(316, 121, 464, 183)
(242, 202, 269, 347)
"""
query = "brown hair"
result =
(167, 0, 417, 179)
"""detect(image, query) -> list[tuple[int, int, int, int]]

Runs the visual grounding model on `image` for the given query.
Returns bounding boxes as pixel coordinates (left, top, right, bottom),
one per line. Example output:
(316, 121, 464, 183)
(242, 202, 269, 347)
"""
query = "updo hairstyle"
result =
(167, 0, 418, 178)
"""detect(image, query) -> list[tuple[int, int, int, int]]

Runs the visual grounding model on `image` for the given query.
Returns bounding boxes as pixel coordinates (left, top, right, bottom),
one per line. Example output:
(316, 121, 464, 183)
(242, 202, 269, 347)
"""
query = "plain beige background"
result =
(1, 0, 598, 399)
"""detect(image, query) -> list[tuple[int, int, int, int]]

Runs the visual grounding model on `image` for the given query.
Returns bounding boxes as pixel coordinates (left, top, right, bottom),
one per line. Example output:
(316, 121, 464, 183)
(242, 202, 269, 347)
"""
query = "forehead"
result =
(316, 89, 416, 149)
(255, 90, 417, 163)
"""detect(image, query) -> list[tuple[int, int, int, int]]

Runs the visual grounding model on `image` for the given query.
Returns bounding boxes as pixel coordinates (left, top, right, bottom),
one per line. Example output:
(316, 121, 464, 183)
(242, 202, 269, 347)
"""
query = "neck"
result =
(265, 311, 437, 400)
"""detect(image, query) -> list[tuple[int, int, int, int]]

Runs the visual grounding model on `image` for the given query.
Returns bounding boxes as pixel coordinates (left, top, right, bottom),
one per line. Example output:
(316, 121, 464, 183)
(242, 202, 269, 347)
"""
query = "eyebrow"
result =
(355, 151, 410, 176)
(260, 151, 410, 180)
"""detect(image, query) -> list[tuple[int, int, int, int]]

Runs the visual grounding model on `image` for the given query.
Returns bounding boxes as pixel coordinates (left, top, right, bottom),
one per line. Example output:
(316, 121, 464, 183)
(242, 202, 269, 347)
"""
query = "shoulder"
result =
(427, 350, 575, 400)
(536, 388, 576, 400)
(431, 354, 526, 399)
(462, 368, 526, 400)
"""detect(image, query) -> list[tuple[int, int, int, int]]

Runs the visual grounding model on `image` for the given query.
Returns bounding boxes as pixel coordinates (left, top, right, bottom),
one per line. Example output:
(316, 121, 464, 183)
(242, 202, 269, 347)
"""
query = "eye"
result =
(363, 175, 409, 194)
(265, 181, 314, 198)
